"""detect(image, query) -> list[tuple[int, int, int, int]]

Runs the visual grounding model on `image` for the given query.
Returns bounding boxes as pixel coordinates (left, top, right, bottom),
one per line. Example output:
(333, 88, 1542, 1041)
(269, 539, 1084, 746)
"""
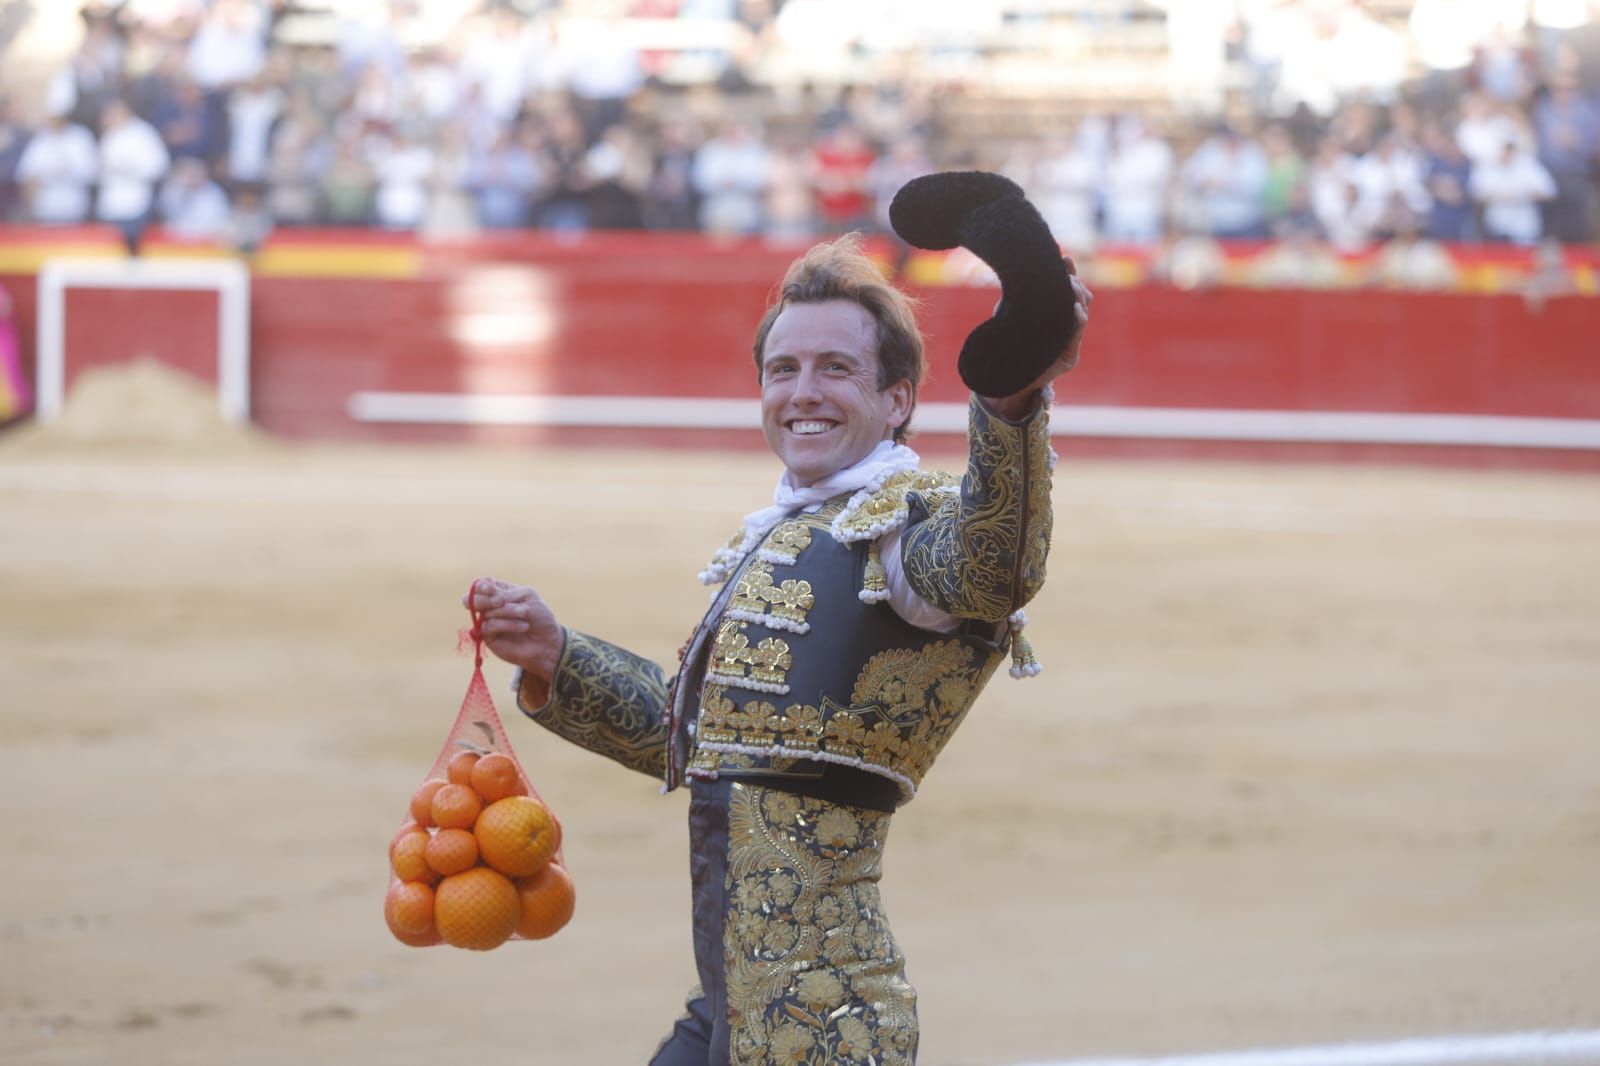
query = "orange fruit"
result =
(470, 753, 527, 803)
(389, 820, 423, 861)
(425, 827, 479, 877)
(382, 877, 438, 941)
(514, 862, 575, 940)
(391, 829, 437, 885)
(410, 779, 449, 828)
(434, 866, 520, 951)
(431, 783, 483, 831)
(386, 880, 437, 937)
(475, 796, 561, 878)
(447, 750, 481, 786)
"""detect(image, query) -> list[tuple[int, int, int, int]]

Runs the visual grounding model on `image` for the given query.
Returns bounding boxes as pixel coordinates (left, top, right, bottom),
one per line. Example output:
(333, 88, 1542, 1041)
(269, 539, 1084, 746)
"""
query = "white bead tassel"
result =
(859, 538, 890, 603)
(1007, 608, 1042, 679)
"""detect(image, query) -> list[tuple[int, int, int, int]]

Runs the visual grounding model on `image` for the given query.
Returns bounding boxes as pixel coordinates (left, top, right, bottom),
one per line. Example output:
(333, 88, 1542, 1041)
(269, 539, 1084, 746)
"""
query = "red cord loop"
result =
(460, 579, 486, 668)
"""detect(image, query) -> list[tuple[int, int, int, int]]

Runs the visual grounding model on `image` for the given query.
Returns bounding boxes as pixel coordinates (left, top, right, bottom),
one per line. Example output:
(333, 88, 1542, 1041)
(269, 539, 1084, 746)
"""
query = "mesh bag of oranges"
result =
(384, 583, 574, 950)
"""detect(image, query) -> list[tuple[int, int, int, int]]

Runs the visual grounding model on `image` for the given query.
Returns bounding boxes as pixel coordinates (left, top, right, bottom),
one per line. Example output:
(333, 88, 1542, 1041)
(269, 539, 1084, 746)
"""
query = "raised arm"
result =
(898, 270, 1090, 622)
(897, 394, 1054, 622)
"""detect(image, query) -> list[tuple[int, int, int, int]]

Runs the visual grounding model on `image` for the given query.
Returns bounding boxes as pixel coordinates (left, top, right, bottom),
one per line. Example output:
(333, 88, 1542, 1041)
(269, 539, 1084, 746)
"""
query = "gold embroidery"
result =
(830, 470, 958, 543)
(535, 630, 668, 778)
(724, 783, 917, 1065)
(728, 558, 816, 634)
(900, 395, 1053, 622)
(707, 619, 794, 695)
(693, 639, 993, 800)
(760, 521, 813, 565)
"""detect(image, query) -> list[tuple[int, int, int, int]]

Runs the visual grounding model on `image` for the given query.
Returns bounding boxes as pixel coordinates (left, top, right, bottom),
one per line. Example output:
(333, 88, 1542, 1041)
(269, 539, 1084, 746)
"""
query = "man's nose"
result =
(790, 365, 823, 405)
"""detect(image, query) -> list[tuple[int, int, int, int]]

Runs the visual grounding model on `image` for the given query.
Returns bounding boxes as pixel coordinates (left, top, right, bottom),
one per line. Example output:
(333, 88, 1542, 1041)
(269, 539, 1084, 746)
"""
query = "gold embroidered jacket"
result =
(520, 394, 1053, 802)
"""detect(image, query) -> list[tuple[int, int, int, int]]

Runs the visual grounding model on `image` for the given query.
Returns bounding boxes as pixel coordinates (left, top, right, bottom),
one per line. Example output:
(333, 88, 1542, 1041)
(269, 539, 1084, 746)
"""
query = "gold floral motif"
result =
(729, 559, 816, 634)
(723, 783, 917, 1065)
(900, 395, 1053, 621)
(761, 521, 813, 564)
(831, 470, 959, 543)
(695, 637, 994, 797)
(707, 619, 794, 694)
(535, 629, 668, 778)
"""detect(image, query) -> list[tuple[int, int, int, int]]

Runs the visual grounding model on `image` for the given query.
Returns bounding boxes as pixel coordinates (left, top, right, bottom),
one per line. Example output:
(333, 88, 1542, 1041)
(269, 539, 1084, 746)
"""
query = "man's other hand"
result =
(982, 258, 1093, 420)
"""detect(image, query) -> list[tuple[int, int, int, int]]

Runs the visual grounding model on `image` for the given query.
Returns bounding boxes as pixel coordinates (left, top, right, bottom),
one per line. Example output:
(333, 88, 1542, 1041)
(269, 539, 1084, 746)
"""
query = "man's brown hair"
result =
(751, 234, 925, 442)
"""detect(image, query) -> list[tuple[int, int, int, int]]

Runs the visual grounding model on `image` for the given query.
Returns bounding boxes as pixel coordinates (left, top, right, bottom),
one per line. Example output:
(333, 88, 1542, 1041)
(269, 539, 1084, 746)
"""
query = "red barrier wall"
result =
(2, 228, 1597, 467)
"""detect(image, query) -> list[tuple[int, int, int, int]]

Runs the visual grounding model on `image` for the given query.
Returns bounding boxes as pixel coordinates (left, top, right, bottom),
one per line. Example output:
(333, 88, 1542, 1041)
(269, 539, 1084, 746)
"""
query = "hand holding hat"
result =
(889, 171, 1084, 400)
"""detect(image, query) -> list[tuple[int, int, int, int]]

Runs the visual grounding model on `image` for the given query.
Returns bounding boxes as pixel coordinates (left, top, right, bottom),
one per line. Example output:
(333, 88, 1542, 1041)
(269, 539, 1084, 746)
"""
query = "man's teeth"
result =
(791, 421, 834, 435)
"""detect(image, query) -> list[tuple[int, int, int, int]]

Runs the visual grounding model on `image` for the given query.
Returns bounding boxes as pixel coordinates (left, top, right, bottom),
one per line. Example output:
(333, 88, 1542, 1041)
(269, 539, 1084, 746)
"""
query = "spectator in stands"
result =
(582, 124, 649, 231)
(322, 131, 375, 226)
(565, 10, 646, 143)
(263, 94, 331, 226)
(1470, 134, 1558, 244)
(1421, 120, 1479, 241)
(1033, 122, 1107, 252)
(1259, 121, 1308, 237)
(159, 156, 231, 241)
(1248, 211, 1346, 290)
(186, 0, 267, 96)
(468, 127, 544, 230)
(867, 135, 933, 237)
(1350, 132, 1431, 241)
(96, 98, 170, 253)
(14, 109, 98, 225)
(228, 182, 273, 257)
(0, 101, 31, 223)
(810, 120, 876, 235)
(129, 43, 190, 140)
(403, 46, 464, 135)
(1456, 90, 1528, 166)
(765, 131, 816, 242)
(1101, 115, 1172, 246)
(49, 16, 124, 136)
(641, 116, 703, 232)
(1523, 237, 1576, 311)
(1532, 69, 1599, 242)
(693, 117, 770, 237)
(534, 108, 595, 234)
(1152, 223, 1227, 290)
(1306, 133, 1363, 250)
(225, 70, 284, 187)
(421, 122, 480, 240)
(455, 5, 546, 127)
(1369, 214, 1461, 290)
(369, 126, 435, 231)
(1181, 123, 1270, 239)
(151, 75, 220, 165)
(1475, 21, 1537, 103)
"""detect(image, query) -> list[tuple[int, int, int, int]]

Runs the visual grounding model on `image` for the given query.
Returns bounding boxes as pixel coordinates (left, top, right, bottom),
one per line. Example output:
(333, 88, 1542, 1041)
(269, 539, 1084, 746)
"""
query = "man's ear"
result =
(885, 378, 914, 431)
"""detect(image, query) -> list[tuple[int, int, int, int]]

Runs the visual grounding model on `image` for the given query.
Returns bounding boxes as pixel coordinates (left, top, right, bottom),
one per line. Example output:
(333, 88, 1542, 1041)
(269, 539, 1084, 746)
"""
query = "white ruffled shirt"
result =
(718, 439, 958, 634)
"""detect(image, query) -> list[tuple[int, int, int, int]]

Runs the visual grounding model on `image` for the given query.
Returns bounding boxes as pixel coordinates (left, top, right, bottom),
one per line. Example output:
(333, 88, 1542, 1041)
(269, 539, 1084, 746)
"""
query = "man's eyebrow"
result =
(763, 348, 863, 364)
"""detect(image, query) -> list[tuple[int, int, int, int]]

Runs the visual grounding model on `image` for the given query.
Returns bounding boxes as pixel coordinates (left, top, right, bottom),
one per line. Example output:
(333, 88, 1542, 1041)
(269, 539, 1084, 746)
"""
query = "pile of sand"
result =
(2, 358, 270, 454)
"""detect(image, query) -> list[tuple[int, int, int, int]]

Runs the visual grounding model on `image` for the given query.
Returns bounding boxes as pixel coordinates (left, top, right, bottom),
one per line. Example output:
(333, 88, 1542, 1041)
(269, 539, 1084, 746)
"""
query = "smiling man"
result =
(473, 233, 1089, 1065)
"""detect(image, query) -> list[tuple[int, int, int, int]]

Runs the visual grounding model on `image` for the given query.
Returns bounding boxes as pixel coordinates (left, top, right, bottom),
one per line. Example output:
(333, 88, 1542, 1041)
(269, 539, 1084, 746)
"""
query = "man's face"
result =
(759, 300, 912, 487)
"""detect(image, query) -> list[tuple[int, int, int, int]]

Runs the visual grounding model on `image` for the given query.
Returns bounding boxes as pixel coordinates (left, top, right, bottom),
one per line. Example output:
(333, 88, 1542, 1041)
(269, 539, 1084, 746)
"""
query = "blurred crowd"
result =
(0, 0, 1597, 262)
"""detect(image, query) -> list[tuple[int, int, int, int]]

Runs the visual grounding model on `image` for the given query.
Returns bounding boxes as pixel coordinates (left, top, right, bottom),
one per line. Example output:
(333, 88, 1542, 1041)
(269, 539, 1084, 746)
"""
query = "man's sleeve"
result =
(898, 393, 1053, 623)
(515, 628, 670, 780)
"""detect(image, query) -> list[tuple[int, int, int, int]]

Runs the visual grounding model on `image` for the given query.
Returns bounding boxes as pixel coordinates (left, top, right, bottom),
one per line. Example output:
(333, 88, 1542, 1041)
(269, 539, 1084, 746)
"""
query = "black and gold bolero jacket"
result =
(517, 394, 1053, 805)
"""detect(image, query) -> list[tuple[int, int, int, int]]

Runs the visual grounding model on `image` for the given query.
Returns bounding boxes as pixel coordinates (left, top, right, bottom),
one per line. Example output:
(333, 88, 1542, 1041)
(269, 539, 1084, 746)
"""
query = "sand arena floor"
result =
(2, 416, 1598, 1064)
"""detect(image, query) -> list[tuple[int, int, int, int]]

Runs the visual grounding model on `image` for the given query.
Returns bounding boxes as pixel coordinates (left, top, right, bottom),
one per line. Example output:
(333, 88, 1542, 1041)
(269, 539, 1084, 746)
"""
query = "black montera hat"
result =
(888, 171, 1079, 398)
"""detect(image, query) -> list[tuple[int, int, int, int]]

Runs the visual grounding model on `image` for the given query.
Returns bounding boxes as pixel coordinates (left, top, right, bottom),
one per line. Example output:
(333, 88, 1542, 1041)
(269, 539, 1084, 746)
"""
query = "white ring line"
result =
(1011, 1028, 1600, 1066)
(344, 393, 1600, 451)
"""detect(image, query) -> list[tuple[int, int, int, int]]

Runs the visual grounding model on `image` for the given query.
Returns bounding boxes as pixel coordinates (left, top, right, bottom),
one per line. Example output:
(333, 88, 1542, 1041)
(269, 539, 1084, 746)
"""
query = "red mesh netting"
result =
(383, 582, 574, 950)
